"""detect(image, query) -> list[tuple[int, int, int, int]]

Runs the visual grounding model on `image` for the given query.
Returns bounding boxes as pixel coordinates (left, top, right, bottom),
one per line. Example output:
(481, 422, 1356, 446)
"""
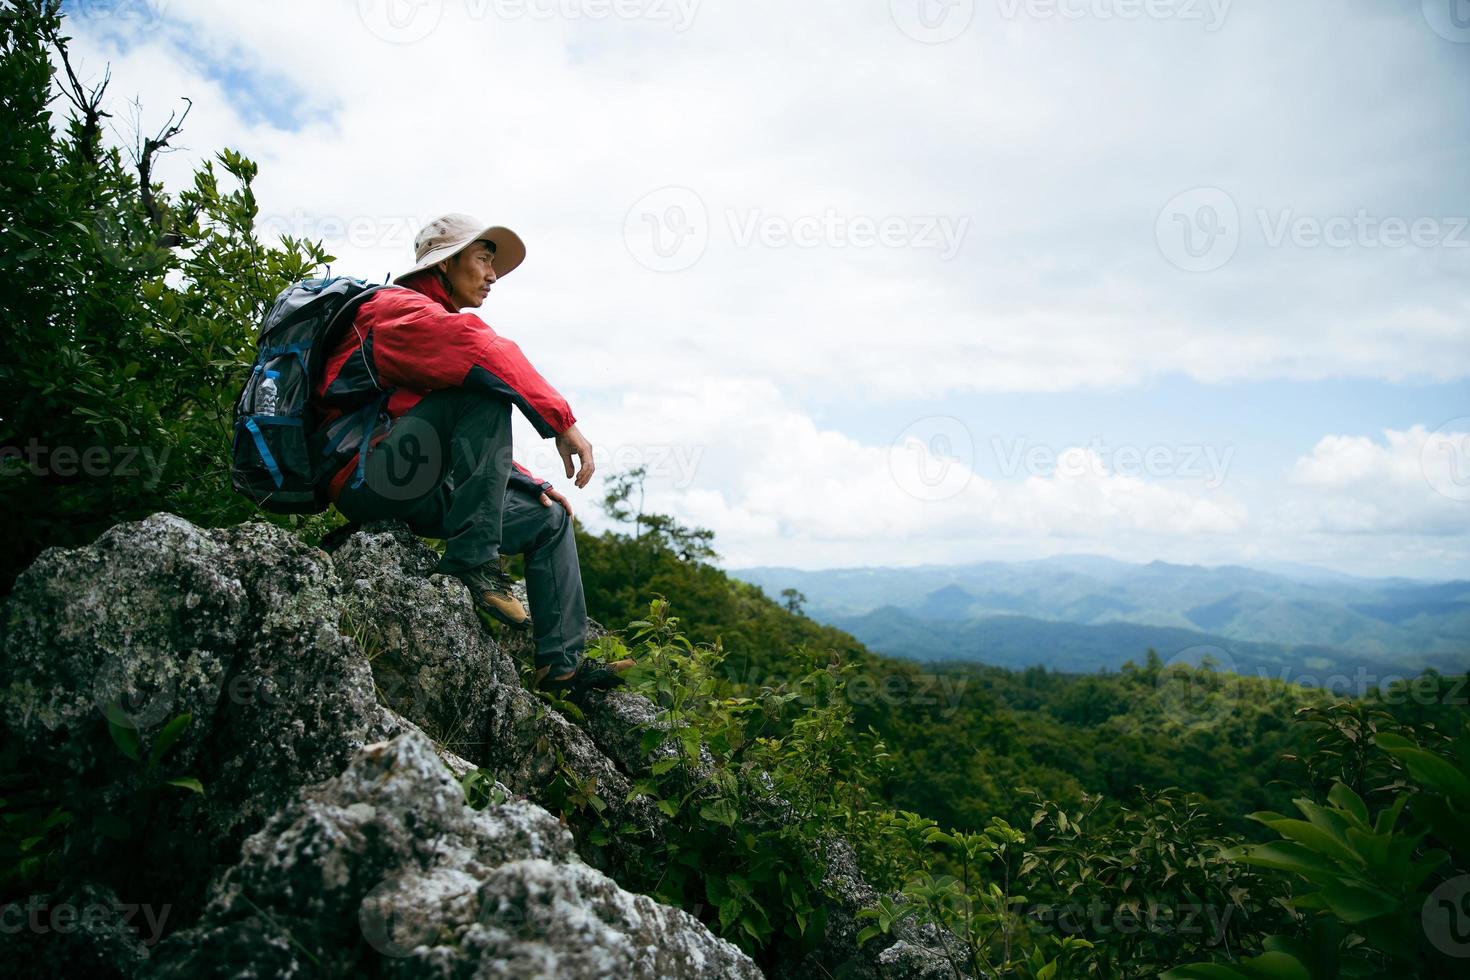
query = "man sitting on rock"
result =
(311, 213, 629, 697)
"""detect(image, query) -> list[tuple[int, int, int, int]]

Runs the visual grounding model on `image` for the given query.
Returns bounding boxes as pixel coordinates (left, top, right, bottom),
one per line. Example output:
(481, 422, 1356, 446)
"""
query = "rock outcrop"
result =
(150, 731, 759, 979)
(0, 512, 959, 978)
(0, 514, 756, 978)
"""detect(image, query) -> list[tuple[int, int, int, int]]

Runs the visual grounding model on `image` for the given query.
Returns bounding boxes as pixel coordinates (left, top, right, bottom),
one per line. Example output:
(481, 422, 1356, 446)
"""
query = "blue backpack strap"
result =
(349, 390, 395, 490)
(243, 417, 284, 489)
(319, 412, 360, 459)
(261, 342, 311, 364)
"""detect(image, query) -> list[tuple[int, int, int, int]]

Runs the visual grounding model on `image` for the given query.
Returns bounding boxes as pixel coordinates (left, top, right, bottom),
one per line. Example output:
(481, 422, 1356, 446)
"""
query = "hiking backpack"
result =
(230, 274, 396, 513)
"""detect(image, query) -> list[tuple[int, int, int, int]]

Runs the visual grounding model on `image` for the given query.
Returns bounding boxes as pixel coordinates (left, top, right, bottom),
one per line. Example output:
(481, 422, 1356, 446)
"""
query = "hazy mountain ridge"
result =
(732, 556, 1470, 675)
(831, 607, 1468, 682)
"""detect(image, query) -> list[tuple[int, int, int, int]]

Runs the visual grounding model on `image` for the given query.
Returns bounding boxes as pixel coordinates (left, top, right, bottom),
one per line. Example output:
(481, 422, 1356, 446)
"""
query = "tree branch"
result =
(135, 98, 192, 247)
(44, 18, 110, 158)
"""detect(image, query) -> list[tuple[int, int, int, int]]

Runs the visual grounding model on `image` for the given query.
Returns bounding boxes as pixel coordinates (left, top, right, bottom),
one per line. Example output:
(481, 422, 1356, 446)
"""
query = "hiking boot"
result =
(536, 658, 635, 700)
(458, 560, 529, 629)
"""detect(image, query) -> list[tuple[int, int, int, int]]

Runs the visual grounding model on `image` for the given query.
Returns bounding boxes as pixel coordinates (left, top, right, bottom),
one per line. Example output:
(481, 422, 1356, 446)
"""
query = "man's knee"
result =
(504, 491, 570, 555)
(530, 496, 570, 548)
(544, 497, 569, 534)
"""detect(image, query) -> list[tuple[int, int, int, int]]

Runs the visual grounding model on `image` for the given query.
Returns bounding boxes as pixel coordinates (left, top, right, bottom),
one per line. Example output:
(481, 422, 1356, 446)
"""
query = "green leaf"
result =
(1252, 816, 1360, 868)
(640, 729, 669, 754)
(1373, 793, 1409, 835)
(699, 799, 738, 828)
(1378, 742, 1470, 805)
(107, 716, 141, 762)
(679, 729, 702, 760)
(718, 898, 740, 931)
(1162, 951, 1311, 980)
(1327, 782, 1369, 826)
(1237, 841, 1342, 879)
(147, 713, 193, 770)
(1315, 881, 1400, 923)
(164, 776, 205, 795)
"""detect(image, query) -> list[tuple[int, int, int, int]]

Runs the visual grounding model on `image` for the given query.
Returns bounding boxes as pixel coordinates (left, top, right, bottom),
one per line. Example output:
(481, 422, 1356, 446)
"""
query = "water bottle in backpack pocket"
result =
(233, 347, 318, 512)
(257, 373, 278, 416)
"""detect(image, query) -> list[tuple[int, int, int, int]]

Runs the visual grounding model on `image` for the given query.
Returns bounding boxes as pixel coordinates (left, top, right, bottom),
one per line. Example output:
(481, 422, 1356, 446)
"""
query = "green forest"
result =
(568, 475, 1469, 976)
(3, 3, 1468, 977)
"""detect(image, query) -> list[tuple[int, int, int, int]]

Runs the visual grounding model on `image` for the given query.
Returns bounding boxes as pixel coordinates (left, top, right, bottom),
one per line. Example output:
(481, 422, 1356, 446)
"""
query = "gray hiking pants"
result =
(332, 387, 587, 676)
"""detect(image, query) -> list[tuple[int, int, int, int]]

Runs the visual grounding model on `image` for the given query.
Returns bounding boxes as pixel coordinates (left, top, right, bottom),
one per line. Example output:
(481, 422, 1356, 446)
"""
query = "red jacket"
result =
(313, 270, 574, 502)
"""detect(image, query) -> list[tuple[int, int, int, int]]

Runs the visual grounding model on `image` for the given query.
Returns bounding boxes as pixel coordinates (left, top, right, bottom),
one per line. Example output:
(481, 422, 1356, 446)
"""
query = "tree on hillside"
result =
(780, 587, 807, 616)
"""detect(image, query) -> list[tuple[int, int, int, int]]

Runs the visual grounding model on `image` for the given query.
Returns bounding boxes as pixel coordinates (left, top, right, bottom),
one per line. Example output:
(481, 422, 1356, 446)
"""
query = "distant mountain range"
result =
(730, 557, 1470, 682)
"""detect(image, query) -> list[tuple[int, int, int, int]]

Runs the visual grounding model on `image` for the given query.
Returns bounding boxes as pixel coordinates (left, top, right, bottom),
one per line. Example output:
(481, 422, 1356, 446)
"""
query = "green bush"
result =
(0, 0, 331, 594)
(1164, 713, 1470, 978)
(570, 597, 893, 965)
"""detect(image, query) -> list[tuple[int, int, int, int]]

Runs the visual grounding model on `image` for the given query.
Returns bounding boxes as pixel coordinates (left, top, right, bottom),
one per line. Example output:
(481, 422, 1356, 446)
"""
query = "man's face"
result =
(439, 240, 497, 309)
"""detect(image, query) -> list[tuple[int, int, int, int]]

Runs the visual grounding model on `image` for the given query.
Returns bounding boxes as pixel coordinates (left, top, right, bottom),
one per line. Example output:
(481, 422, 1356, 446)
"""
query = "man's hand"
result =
(554, 423, 595, 489)
(539, 486, 574, 518)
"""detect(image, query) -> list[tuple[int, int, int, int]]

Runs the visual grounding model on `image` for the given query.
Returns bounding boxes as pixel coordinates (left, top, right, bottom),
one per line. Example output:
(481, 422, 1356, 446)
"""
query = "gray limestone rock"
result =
(146, 731, 760, 980)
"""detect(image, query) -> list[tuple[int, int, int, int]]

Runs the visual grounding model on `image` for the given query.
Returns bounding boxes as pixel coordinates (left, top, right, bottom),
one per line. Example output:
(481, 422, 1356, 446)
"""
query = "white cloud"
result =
(1283, 425, 1470, 536)
(58, 0, 1470, 406)
(509, 379, 1249, 567)
(1290, 430, 1426, 488)
(50, 2, 1470, 577)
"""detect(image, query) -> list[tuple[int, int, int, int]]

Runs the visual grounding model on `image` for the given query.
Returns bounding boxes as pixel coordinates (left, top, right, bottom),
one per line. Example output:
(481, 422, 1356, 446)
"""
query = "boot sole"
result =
(473, 603, 532, 630)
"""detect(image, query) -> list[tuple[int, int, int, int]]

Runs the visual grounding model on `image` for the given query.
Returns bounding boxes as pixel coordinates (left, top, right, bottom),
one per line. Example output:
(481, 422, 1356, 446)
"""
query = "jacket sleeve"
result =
(366, 294, 576, 438)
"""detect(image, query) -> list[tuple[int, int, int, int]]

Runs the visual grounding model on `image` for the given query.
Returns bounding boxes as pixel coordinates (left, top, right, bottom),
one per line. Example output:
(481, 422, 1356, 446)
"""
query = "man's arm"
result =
(358, 290, 594, 486)
(362, 290, 576, 437)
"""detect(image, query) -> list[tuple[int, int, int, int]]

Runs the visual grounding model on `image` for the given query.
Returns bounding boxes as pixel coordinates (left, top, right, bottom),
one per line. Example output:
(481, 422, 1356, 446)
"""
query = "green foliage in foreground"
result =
(572, 598, 887, 966)
(0, 707, 202, 897)
(1164, 720, 1470, 978)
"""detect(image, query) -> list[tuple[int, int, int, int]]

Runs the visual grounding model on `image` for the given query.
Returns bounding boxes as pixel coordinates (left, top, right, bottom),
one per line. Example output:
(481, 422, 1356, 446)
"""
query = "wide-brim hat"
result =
(393, 213, 526, 285)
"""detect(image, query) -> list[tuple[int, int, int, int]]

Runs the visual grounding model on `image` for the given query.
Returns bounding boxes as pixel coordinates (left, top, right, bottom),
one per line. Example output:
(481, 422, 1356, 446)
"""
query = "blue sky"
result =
(805, 376, 1470, 481)
(57, 0, 1470, 578)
